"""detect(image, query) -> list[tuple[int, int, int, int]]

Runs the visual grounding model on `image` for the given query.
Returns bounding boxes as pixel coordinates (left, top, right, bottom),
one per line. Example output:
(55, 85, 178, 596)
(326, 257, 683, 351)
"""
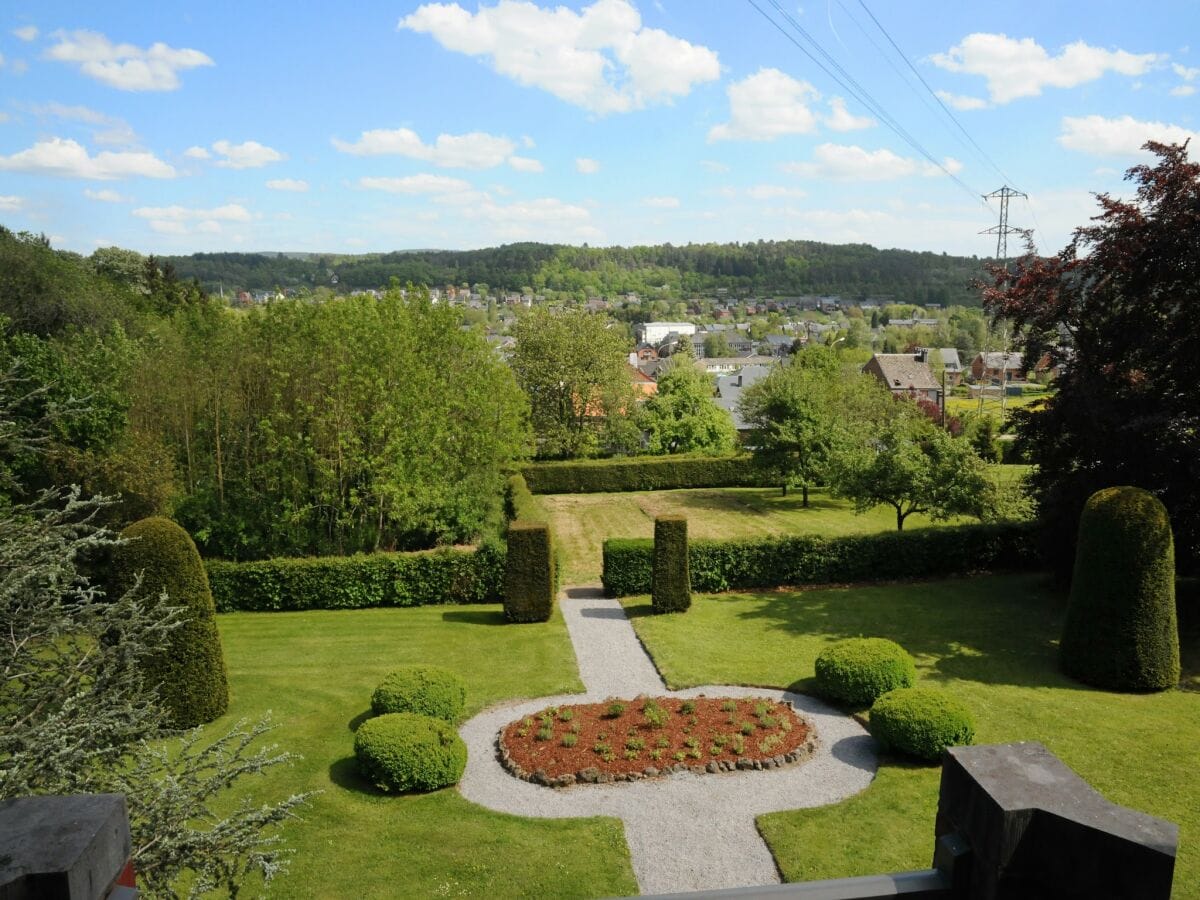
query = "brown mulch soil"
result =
(499, 695, 812, 782)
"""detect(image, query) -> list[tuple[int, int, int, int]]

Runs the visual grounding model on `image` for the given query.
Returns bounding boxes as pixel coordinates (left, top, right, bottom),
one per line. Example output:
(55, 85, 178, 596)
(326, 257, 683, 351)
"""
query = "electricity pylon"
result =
(981, 186, 1028, 260)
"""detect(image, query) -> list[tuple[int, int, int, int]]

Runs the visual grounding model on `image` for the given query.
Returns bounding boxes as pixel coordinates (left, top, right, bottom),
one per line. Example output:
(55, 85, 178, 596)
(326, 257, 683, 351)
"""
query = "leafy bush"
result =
(815, 638, 916, 705)
(521, 454, 760, 494)
(205, 545, 504, 612)
(504, 521, 554, 623)
(1061, 486, 1180, 692)
(869, 687, 975, 761)
(371, 666, 466, 722)
(602, 522, 1038, 596)
(354, 712, 467, 793)
(111, 517, 229, 727)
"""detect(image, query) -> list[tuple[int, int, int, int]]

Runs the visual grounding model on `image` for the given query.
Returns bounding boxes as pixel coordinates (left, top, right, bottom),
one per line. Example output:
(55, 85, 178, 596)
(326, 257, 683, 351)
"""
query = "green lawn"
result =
(212, 605, 637, 899)
(540, 486, 976, 584)
(625, 575, 1200, 898)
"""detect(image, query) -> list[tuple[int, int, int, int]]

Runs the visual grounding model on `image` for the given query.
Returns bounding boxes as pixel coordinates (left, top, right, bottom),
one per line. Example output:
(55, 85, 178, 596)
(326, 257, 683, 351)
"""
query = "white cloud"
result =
(508, 155, 544, 173)
(1058, 114, 1200, 156)
(468, 196, 600, 241)
(784, 143, 961, 181)
(521, 135, 535, 148)
(13, 26, 38, 42)
(0, 112, 9, 123)
(700, 160, 729, 173)
(266, 178, 309, 192)
(1171, 85, 1196, 97)
(825, 97, 873, 132)
(399, 0, 719, 115)
(84, 188, 131, 202)
(132, 202, 252, 235)
(745, 184, 807, 200)
(935, 90, 988, 111)
(642, 195, 680, 208)
(709, 68, 820, 142)
(30, 102, 138, 146)
(575, 157, 600, 174)
(183, 146, 210, 159)
(1172, 62, 1199, 96)
(359, 174, 473, 195)
(0, 137, 176, 179)
(930, 33, 1160, 104)
(45, 29, 214, 91)
(332, 127, 517, 169)
(211, 139, 284, 169)
(0, 195, 23, 212)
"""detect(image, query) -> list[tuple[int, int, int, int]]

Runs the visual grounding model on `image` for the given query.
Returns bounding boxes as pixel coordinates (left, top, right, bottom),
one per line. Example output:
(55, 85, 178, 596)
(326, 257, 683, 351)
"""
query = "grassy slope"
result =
(625, 575, 1200, 897)
(213, 605, 637, 899)
(541, 486, 972, 584)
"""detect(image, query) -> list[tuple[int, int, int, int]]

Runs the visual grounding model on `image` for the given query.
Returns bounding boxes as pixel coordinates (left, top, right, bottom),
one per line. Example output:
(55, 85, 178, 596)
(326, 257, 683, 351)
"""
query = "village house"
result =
(971, 351, 1025, 382)
(864, 352, 941, 403)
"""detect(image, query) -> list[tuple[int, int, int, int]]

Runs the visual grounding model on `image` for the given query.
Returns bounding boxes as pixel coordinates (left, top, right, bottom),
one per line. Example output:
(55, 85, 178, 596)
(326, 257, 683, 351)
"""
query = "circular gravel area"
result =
(457, 587, 878, 894)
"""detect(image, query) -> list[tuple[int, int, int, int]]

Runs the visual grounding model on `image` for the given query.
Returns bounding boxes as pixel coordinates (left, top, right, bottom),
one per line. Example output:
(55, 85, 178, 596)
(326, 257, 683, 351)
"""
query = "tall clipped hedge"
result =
(521, 454, 760, 494)
(505, 521, 554, 623)
(111, 517, 229, 727)
(205, 545, 504, 612)
(1061, 486, 1180, 692)
(602, 522, 1038, 596)
(504, 473, 542, 522)
(652, 516, 691, 613)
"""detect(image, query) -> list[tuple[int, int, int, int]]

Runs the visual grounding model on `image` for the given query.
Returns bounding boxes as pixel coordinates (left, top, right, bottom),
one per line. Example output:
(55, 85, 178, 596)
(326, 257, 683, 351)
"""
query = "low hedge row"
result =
(602, 522, 1039, 596)
(521, 454, 761, 494)
(205, 545, 504, 612)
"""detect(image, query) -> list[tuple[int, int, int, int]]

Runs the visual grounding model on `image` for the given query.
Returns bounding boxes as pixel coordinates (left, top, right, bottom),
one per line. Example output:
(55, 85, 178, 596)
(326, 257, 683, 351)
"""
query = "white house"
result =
(638, 321, 697, 345)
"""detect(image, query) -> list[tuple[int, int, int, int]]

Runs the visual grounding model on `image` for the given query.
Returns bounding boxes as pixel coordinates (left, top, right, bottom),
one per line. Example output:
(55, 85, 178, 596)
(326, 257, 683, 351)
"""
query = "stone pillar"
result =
(935, 742, 1177, 899)
(0, 794, 133, 900)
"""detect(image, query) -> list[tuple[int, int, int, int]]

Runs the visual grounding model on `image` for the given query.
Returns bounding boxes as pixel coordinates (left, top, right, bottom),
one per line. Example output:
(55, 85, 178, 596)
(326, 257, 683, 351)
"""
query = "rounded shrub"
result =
(1061, 486, 1180, 692)
(111, 516, 229, 728)
(354, 712, 467, 792)
(814, 637, 916, 705)
(869, 687, 975, 761)
(371, 665, 466, 722)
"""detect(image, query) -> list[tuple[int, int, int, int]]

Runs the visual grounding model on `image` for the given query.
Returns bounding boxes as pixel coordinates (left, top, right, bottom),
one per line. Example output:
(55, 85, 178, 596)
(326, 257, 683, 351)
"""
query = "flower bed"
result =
(498, 696, 817, 787)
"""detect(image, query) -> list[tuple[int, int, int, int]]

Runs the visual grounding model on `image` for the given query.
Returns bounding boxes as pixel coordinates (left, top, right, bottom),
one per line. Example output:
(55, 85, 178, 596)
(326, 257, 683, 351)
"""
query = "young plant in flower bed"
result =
(498, 696, 817, 786)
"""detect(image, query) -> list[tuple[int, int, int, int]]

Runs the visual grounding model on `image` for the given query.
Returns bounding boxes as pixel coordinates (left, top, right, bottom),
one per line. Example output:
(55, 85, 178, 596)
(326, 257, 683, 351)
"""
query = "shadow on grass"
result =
(733, 574, 1070, 690)
(329, 754, 382, 794)
(348, 708, 372, 733)
(442, 608, 507, 626)
(620, 600, 654, 619)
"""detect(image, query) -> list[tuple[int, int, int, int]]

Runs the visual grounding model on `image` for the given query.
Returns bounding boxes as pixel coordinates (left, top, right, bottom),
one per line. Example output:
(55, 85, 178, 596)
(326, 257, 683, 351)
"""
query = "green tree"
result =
(738, 347, 885, 506)
(703, 332, 730, 358)
(830, 404, 992, 530)
(639, 356, 736, 455)
(511, 307, 636, 459)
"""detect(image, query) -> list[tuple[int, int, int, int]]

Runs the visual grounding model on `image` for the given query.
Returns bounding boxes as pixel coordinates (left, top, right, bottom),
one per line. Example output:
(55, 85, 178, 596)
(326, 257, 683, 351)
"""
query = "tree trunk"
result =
(802, 483, 809, 507)
(896, 508, 905, 531)
(781, 483, 788, 497)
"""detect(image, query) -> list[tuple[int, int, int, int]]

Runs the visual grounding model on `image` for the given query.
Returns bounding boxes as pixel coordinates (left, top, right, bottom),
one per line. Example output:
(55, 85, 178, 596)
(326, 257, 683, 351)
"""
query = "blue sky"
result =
(1, 1, 1196, 257)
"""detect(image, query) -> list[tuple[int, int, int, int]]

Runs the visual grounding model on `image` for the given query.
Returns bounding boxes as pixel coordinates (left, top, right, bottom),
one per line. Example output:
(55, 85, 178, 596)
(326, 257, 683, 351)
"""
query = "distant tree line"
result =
(162, 239, 989, 306)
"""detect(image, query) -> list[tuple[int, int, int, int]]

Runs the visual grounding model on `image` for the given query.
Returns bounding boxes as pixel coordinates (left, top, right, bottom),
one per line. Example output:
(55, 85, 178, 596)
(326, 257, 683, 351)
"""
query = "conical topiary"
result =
(1060, 486, 1179, 692)
(112, 516, 230, 726)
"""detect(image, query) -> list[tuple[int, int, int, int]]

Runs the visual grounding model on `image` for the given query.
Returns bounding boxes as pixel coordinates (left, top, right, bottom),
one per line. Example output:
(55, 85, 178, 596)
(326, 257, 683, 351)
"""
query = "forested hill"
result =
(164, 240, 991, 306)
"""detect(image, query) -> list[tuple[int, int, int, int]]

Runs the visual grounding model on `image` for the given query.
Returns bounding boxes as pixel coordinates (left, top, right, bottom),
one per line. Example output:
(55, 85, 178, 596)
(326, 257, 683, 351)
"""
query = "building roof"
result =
(976, 351, 1024, 370)
(869, 353, 939, 392)
(714, 365, 772, 430)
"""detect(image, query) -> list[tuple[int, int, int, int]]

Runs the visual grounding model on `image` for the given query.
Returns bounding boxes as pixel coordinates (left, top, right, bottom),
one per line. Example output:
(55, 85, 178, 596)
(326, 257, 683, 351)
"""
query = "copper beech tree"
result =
(983, 141, 1200, 574)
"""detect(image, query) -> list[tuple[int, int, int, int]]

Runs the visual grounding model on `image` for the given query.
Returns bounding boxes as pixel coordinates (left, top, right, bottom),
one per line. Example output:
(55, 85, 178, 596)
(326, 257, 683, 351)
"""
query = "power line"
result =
(745, 0, 989, 210)
(850, 0, 1020, 190)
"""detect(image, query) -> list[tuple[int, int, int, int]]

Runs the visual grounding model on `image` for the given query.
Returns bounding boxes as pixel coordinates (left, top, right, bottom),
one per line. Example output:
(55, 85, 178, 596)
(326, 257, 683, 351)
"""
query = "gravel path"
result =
(457, 586, 878, 895)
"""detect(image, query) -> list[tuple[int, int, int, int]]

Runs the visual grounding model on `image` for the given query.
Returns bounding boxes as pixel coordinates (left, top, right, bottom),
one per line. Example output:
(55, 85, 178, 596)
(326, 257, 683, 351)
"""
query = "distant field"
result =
(540, 486, 970, 584)
(946, 391, 1049, 422)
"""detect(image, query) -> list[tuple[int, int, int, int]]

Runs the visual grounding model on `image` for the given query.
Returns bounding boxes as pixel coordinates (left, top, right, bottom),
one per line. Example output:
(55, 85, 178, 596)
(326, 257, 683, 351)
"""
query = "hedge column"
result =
(652, 515, 691, 613)
(1060, 486, 1180, 692)
(505, 521, 554, 623)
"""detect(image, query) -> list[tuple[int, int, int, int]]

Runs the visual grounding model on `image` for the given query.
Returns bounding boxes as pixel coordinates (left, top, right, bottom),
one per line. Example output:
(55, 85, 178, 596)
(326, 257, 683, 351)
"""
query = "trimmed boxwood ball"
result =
(371, 665, 466, 722)
(814, 637, 916, 705)
(1061, 486, 1180, 692)
(111, 516, 229, 728)
(870, 687, 975, 761)
(354, 712, 467, 793)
